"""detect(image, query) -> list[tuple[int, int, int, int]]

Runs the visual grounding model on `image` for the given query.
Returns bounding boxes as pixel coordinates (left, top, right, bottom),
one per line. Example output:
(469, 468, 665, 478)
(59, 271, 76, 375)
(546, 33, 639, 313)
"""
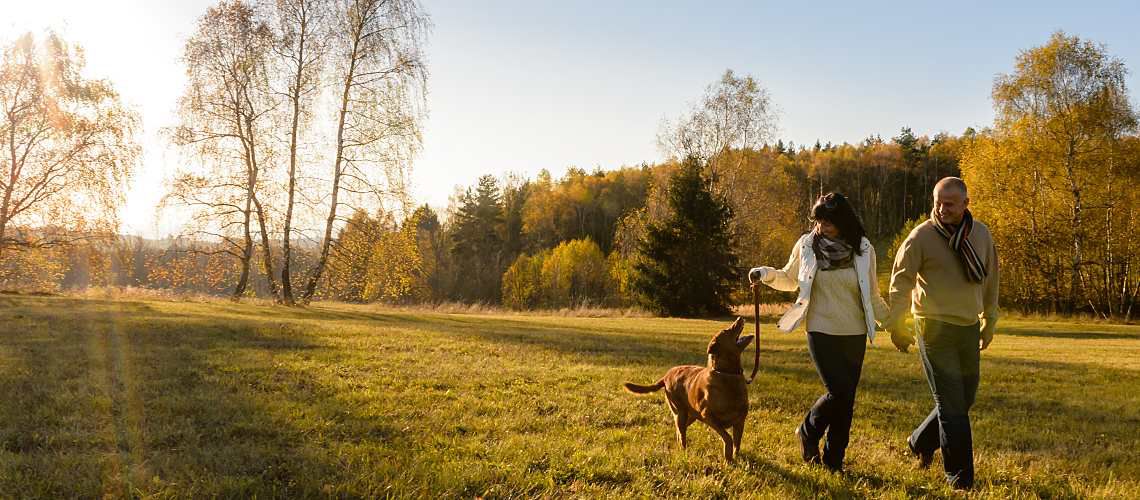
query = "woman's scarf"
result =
(930, 208, 987, 283)
(812, 232, 854, 271)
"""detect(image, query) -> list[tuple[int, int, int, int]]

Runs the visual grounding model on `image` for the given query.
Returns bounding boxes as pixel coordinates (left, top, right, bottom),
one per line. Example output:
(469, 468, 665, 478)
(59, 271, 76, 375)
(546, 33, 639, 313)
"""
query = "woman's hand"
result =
(748, 267, 770, 284)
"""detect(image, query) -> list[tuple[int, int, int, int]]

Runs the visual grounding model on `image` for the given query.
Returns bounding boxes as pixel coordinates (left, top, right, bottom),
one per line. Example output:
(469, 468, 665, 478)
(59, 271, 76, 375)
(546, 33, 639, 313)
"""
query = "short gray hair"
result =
(934, 177, 968, 197)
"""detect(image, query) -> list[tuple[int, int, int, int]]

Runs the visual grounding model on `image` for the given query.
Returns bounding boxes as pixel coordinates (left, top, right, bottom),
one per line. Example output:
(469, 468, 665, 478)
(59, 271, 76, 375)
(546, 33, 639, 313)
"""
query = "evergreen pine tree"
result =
(449, 175, 505, 302)
(633, 156, 740, 316)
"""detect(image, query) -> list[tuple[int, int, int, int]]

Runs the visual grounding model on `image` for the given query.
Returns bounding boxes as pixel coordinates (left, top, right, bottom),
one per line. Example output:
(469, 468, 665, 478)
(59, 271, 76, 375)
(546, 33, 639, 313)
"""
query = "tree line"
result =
(0, 22, 1136, 318)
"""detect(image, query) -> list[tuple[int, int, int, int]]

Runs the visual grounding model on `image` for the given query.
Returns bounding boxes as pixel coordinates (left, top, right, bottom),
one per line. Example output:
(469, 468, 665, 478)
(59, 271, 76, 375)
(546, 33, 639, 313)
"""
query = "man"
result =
(885, 177, 999, 490)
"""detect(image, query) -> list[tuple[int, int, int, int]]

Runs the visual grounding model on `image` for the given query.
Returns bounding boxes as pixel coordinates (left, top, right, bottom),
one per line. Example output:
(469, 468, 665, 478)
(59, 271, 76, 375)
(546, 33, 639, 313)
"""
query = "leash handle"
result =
(747, 284, 761, 384)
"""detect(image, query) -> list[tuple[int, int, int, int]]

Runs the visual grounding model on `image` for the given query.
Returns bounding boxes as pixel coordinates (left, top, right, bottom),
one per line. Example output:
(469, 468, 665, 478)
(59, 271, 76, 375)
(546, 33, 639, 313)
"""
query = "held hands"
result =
(887, 320, 915, 353)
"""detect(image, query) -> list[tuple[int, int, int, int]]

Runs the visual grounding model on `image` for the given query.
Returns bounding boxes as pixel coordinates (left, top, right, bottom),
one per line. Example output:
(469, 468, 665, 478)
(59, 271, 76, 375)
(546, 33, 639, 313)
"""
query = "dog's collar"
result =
(712, 368, 745, 377)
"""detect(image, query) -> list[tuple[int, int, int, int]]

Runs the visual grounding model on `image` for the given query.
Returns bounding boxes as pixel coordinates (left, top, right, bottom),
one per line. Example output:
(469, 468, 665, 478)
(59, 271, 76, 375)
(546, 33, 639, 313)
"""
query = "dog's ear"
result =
(735, 335, 754, 350)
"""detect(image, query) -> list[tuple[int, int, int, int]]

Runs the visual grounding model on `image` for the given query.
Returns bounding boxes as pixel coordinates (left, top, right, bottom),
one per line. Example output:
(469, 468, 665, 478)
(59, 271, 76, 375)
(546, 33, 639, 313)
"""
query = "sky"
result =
(3, 0, 1139, 238)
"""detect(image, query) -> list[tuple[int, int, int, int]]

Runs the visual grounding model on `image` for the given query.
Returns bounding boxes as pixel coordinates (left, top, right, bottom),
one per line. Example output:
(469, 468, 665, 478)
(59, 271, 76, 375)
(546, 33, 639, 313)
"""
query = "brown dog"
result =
(624, 317, 753, 462)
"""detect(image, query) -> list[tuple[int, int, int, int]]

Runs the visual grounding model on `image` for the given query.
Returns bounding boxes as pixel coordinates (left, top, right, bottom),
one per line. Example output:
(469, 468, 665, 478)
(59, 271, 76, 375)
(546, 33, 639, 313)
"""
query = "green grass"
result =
(0, 295, 1137, 498)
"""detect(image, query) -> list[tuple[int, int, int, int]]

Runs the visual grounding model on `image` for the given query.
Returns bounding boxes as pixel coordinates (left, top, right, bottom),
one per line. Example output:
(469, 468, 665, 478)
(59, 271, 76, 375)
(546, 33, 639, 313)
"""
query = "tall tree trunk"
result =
(1030, 168, 1043, 307)
(281, 101, 298, 306)
(0, 181, 11, 262)
(901, 165, 909, 222)
(1066, 140, 1083, 313)
(252, 194, 278, 298)
(233, 192, 254, 299)
(280, 1, 313, 307)
(301, 29, 361, 303)
(240, 113, 280, 300)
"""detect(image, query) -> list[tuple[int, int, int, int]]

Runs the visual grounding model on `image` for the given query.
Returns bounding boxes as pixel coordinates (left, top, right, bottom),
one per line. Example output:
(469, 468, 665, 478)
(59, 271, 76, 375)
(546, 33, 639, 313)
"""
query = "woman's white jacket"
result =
(757, 234, 889, 342)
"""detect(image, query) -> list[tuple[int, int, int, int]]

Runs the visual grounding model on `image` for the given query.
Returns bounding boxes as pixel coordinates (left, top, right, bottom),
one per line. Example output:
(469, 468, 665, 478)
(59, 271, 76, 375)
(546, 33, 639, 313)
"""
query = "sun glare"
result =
(2, 2, 57, 38)
(0, 1, 202, 238)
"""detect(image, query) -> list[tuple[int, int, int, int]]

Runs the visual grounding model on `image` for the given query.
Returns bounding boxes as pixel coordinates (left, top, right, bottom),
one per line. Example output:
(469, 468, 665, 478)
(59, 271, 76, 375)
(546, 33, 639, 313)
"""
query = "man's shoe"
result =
(822, 458, 843, 473)
(907, 438, 933, 469)
(795, 425, 821, 464)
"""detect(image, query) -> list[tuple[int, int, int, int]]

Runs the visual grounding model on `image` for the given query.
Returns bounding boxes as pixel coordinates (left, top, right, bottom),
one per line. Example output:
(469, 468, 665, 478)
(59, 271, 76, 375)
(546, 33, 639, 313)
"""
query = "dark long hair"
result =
(810, 192, 866, 254)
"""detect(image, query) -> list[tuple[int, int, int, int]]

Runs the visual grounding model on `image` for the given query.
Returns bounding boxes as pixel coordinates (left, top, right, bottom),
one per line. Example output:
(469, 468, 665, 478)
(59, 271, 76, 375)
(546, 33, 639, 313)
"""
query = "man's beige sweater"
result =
(887, 219, 1000, 327)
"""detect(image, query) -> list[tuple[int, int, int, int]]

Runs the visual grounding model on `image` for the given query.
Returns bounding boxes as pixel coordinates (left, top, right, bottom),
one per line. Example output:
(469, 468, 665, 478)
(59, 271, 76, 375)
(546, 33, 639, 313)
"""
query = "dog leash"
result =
(747, 284, 761, 384)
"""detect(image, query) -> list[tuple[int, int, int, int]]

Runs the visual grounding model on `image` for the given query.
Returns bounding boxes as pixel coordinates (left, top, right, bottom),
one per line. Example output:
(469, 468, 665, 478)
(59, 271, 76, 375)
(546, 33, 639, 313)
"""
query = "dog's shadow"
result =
(728, 454, 847, 497)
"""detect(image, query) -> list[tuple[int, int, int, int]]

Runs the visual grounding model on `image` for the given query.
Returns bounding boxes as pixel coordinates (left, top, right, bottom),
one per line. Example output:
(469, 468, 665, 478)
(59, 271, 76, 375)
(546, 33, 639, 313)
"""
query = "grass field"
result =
(0, 295, 1137, 498)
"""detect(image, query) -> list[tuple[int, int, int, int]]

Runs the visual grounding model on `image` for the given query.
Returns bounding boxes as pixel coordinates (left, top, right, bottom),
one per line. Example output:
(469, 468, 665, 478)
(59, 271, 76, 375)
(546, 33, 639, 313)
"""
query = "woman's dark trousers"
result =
(909, 318, 981, 489)
(800, 331, 866, 469)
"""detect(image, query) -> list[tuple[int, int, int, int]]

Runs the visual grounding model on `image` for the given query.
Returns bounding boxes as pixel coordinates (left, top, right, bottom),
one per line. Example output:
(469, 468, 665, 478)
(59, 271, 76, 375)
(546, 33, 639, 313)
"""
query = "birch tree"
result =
(0, 32, 138, 259)
(299, 0, 429, 302)
(170, 0, 281, 299)
(269, 0, 327, 304)
(657, 69, 778, 191)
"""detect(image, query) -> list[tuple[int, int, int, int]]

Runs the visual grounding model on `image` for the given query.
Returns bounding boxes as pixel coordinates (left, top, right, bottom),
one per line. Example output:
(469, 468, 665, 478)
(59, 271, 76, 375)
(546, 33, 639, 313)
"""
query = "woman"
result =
(749, 192, 888, 472)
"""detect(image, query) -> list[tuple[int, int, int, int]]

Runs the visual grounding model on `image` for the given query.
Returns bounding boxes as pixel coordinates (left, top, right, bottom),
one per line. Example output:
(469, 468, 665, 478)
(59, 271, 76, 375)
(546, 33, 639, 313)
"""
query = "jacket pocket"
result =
(778, 301, 807, 332)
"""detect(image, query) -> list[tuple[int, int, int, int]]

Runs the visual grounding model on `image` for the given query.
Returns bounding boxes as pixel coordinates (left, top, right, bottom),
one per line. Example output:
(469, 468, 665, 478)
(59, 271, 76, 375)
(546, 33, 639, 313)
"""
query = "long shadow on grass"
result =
(0, 296, 368, 497)
(371, 311, 822, 375)
(0, 302, 117, 497)
(972, 355, 1140, 452)
(999, 326, 1140, 340)
(736, 454, 959, 499)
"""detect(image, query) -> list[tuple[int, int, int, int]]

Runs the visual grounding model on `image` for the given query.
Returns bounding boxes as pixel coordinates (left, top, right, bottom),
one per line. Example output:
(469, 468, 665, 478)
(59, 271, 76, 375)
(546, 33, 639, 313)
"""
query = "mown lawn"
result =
(0, 295, 1137, 498)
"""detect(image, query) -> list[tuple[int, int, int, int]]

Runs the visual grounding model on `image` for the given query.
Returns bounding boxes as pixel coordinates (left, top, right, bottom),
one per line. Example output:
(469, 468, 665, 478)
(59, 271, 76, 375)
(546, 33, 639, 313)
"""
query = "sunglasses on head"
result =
(820, 193, 839, 209)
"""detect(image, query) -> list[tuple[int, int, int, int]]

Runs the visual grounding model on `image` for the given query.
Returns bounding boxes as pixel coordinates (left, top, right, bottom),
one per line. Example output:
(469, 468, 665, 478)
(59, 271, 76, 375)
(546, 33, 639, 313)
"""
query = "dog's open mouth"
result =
(730, 317, 752, 347)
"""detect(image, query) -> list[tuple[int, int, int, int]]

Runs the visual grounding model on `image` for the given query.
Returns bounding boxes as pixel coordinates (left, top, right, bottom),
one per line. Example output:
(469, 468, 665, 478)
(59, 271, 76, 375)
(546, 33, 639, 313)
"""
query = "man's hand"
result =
(889, 320, 915, 353)
(979, 318, 996, 351)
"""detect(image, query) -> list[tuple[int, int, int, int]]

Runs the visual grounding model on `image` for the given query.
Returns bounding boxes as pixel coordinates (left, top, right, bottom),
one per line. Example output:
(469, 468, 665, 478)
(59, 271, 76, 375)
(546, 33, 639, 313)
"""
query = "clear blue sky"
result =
(417, 0, 1140, 206)
(4, 1, 1138, 234)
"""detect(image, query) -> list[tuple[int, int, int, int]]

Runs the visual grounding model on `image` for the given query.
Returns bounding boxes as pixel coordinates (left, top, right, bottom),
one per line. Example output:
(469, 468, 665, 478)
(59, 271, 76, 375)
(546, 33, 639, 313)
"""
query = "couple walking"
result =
(748, 176, 999, 490)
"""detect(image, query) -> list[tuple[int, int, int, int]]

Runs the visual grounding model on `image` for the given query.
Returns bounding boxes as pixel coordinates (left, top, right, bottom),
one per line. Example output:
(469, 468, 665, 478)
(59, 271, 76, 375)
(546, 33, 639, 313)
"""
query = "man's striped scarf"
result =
(931, 208, 987, 283)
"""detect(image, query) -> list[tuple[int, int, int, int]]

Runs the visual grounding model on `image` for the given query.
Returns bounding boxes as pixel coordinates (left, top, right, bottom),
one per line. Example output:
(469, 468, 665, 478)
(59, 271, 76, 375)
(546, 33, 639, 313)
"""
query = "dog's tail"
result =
(623, 379, 665, 394)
